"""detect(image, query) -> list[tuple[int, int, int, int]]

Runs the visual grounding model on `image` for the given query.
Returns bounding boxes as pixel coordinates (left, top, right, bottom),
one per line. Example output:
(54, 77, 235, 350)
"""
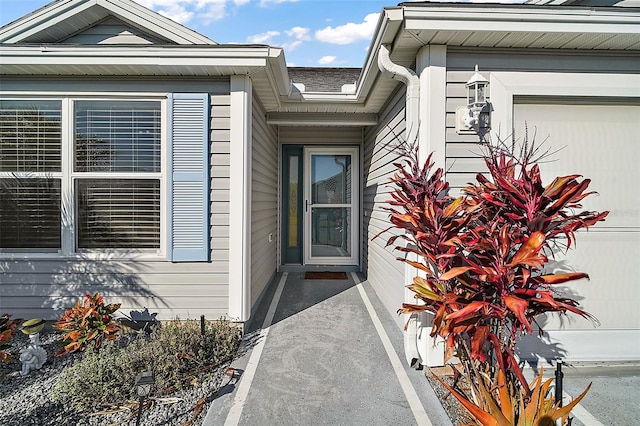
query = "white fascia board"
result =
(403, 7, 640, 35)
(266, 112, 377, 126)
(264, 47, 291, 103)
(0, 0, 96, 44)
(356, 7, 405, 102)
(0, 46, 271, 68)
(295, 92, 361, 102)
(100, 0, 216, 45)
(0, 0, 215, 45)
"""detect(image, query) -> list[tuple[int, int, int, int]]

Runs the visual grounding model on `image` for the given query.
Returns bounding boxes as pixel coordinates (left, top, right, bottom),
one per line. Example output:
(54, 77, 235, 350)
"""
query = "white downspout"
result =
(377, 44, 420, 152)
(377, 43, 422, 367)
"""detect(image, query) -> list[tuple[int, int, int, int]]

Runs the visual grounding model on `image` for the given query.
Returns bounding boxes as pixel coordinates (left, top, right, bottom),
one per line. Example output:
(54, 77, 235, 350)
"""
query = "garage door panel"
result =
(514, 103, 640, 229)
(540, 231, 640, 331)
(513, 102, 640, 361)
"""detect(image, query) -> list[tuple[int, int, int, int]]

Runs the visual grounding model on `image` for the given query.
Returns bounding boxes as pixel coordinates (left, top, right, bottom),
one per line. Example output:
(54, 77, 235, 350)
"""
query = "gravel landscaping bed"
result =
(0, 329, 232, 426)
(425, 366, 472, 426)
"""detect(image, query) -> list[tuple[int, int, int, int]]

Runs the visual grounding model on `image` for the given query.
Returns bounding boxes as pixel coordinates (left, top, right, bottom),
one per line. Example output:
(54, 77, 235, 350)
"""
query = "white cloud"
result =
(135, 0, 232, 24)
(315, 13, 379, 45)
(283, 40, 303, 51)
(155, 4, 194, 24)
(285, 26, 311, 41)
(318, 55, 336, 65)
(247, 30, 281, 44)
(259, 0, 298, 6)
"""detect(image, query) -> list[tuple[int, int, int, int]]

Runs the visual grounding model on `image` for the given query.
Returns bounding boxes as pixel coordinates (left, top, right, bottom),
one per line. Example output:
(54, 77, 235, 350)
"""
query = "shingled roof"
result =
(288, 67, 362, 93)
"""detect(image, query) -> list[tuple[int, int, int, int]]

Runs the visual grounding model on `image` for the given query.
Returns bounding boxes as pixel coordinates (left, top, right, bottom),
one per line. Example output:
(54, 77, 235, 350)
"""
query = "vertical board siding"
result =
(0, 82, 232, 321)
(363, 88, 407, 329)
(250, 95, 278, 306)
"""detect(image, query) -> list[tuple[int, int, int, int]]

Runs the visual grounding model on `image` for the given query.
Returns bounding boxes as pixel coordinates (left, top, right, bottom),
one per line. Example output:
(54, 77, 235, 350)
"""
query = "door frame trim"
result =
(303, 146, 359, 266)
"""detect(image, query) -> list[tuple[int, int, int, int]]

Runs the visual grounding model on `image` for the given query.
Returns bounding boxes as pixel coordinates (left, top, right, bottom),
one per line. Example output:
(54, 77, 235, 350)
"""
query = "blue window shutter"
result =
(168, 93, 209, 262)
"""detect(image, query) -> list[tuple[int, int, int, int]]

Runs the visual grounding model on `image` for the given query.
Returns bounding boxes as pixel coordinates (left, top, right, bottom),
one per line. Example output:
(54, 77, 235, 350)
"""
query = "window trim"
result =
(0, 93, 169, 260)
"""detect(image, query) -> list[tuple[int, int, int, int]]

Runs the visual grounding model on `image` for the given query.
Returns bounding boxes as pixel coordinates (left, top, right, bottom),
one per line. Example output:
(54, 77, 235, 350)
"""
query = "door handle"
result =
(305, 200, 309, 212)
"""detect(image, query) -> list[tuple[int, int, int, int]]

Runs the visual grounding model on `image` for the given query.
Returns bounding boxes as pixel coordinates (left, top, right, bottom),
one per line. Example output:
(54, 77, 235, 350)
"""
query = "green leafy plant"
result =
(0, 313, 23, 362)
(377, 138, 608, 424)
(54, 292, 121, 356)
(53, 318, 241, 411)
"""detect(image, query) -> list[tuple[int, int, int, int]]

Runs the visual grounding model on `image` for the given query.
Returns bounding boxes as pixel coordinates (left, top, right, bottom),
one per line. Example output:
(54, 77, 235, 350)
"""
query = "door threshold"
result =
(279, 265, 360, 273)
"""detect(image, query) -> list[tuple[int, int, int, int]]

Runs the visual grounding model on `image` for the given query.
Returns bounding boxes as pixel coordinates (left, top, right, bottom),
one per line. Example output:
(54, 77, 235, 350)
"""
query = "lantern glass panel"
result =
(477, 84, 486, 104)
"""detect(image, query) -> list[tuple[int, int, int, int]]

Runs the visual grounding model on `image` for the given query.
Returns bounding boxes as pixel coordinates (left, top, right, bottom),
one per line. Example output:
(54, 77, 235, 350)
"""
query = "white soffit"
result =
(401, 5, 640, 50)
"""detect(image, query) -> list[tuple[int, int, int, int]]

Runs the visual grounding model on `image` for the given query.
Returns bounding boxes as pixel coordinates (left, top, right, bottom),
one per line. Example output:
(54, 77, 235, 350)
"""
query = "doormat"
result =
(304, 271, 348, 280)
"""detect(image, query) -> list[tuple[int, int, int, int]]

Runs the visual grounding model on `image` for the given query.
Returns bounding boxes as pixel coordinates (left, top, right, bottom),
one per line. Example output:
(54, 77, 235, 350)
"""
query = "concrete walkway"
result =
(203, 271, 452, 426)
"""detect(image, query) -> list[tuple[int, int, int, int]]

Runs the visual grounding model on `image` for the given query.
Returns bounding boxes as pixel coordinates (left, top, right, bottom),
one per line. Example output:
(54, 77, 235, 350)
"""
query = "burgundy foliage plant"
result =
(377, 138, 608, 424)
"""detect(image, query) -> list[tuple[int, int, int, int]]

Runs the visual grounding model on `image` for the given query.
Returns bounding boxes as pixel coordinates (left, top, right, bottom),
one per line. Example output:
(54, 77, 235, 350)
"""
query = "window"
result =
(0, 98, 162, 254)
(74, 101, 161, 250)
(0, 100, 62, 250)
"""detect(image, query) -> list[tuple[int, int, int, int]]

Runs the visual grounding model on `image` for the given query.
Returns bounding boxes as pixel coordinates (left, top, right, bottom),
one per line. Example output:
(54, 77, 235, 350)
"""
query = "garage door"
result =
(513, 102, 640, 362)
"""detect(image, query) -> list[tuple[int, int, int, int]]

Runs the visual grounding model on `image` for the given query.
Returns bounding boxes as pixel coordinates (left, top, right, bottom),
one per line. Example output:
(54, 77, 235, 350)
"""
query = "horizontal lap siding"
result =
(0, 81, 232, 321)
(251, 95, 278, 307)
(279, 127, 363, 145)
(363, 88, 407, 329)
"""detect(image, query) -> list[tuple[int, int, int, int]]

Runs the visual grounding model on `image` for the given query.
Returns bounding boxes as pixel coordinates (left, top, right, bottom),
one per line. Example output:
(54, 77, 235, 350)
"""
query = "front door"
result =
(303, 147, 358, 265)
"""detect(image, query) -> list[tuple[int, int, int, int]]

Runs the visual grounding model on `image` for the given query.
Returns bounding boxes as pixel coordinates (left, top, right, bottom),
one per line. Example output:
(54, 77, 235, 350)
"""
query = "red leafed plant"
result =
(0, 313, 23, 362)
(377, 137, 608, 424)
(54, 292, 121, 356)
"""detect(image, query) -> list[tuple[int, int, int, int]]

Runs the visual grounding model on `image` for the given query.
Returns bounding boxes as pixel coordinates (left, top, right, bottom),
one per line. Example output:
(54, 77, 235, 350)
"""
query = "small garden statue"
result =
(19, 318, 47, 376)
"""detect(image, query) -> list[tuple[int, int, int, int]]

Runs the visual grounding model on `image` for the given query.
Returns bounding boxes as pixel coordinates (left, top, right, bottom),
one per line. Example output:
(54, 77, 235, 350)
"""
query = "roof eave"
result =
(0, 0, 216, 45)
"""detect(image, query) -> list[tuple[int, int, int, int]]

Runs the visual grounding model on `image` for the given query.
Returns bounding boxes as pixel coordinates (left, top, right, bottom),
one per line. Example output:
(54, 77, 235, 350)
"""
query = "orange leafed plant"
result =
(0, 313, 23, 362)
(433, 367, 590, 426)
(54, 292, 121, 356)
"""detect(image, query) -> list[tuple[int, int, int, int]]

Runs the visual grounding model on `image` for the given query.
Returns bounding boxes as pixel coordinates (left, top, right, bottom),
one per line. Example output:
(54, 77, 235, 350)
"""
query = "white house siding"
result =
(0, 78, 232, 321)
(250, 94, 278, 307)
(443, 49, 640, 361)
(363, 87, 408, 329)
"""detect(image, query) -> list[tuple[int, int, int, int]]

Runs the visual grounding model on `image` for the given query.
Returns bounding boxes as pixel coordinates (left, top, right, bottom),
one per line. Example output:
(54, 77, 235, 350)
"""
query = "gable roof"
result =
(0, 0, 215, 45)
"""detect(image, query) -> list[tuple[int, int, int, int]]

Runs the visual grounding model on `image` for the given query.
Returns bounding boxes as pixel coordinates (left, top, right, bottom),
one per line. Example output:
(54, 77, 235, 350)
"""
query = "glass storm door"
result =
(303, 147, 358, 265)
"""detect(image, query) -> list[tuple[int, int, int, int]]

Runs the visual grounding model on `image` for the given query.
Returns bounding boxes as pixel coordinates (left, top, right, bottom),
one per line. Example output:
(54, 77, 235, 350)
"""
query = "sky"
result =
(0, 0, 523, 68)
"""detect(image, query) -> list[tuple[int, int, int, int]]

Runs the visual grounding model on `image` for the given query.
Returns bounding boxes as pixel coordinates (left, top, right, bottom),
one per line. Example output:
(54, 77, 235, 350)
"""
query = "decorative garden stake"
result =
(201, 314, 206, 342)
(135, 370, 154, 426)
(19, 318, 47, 375)
(555, 361, 564, 407)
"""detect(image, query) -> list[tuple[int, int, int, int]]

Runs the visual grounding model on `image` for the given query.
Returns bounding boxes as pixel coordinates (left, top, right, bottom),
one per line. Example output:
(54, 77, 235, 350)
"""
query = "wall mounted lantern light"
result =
(456, 65, 491, 136)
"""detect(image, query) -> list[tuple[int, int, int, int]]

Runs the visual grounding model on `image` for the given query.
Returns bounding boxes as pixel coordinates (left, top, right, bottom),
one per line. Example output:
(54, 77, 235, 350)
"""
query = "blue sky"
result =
(0, 0, 523, 68)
